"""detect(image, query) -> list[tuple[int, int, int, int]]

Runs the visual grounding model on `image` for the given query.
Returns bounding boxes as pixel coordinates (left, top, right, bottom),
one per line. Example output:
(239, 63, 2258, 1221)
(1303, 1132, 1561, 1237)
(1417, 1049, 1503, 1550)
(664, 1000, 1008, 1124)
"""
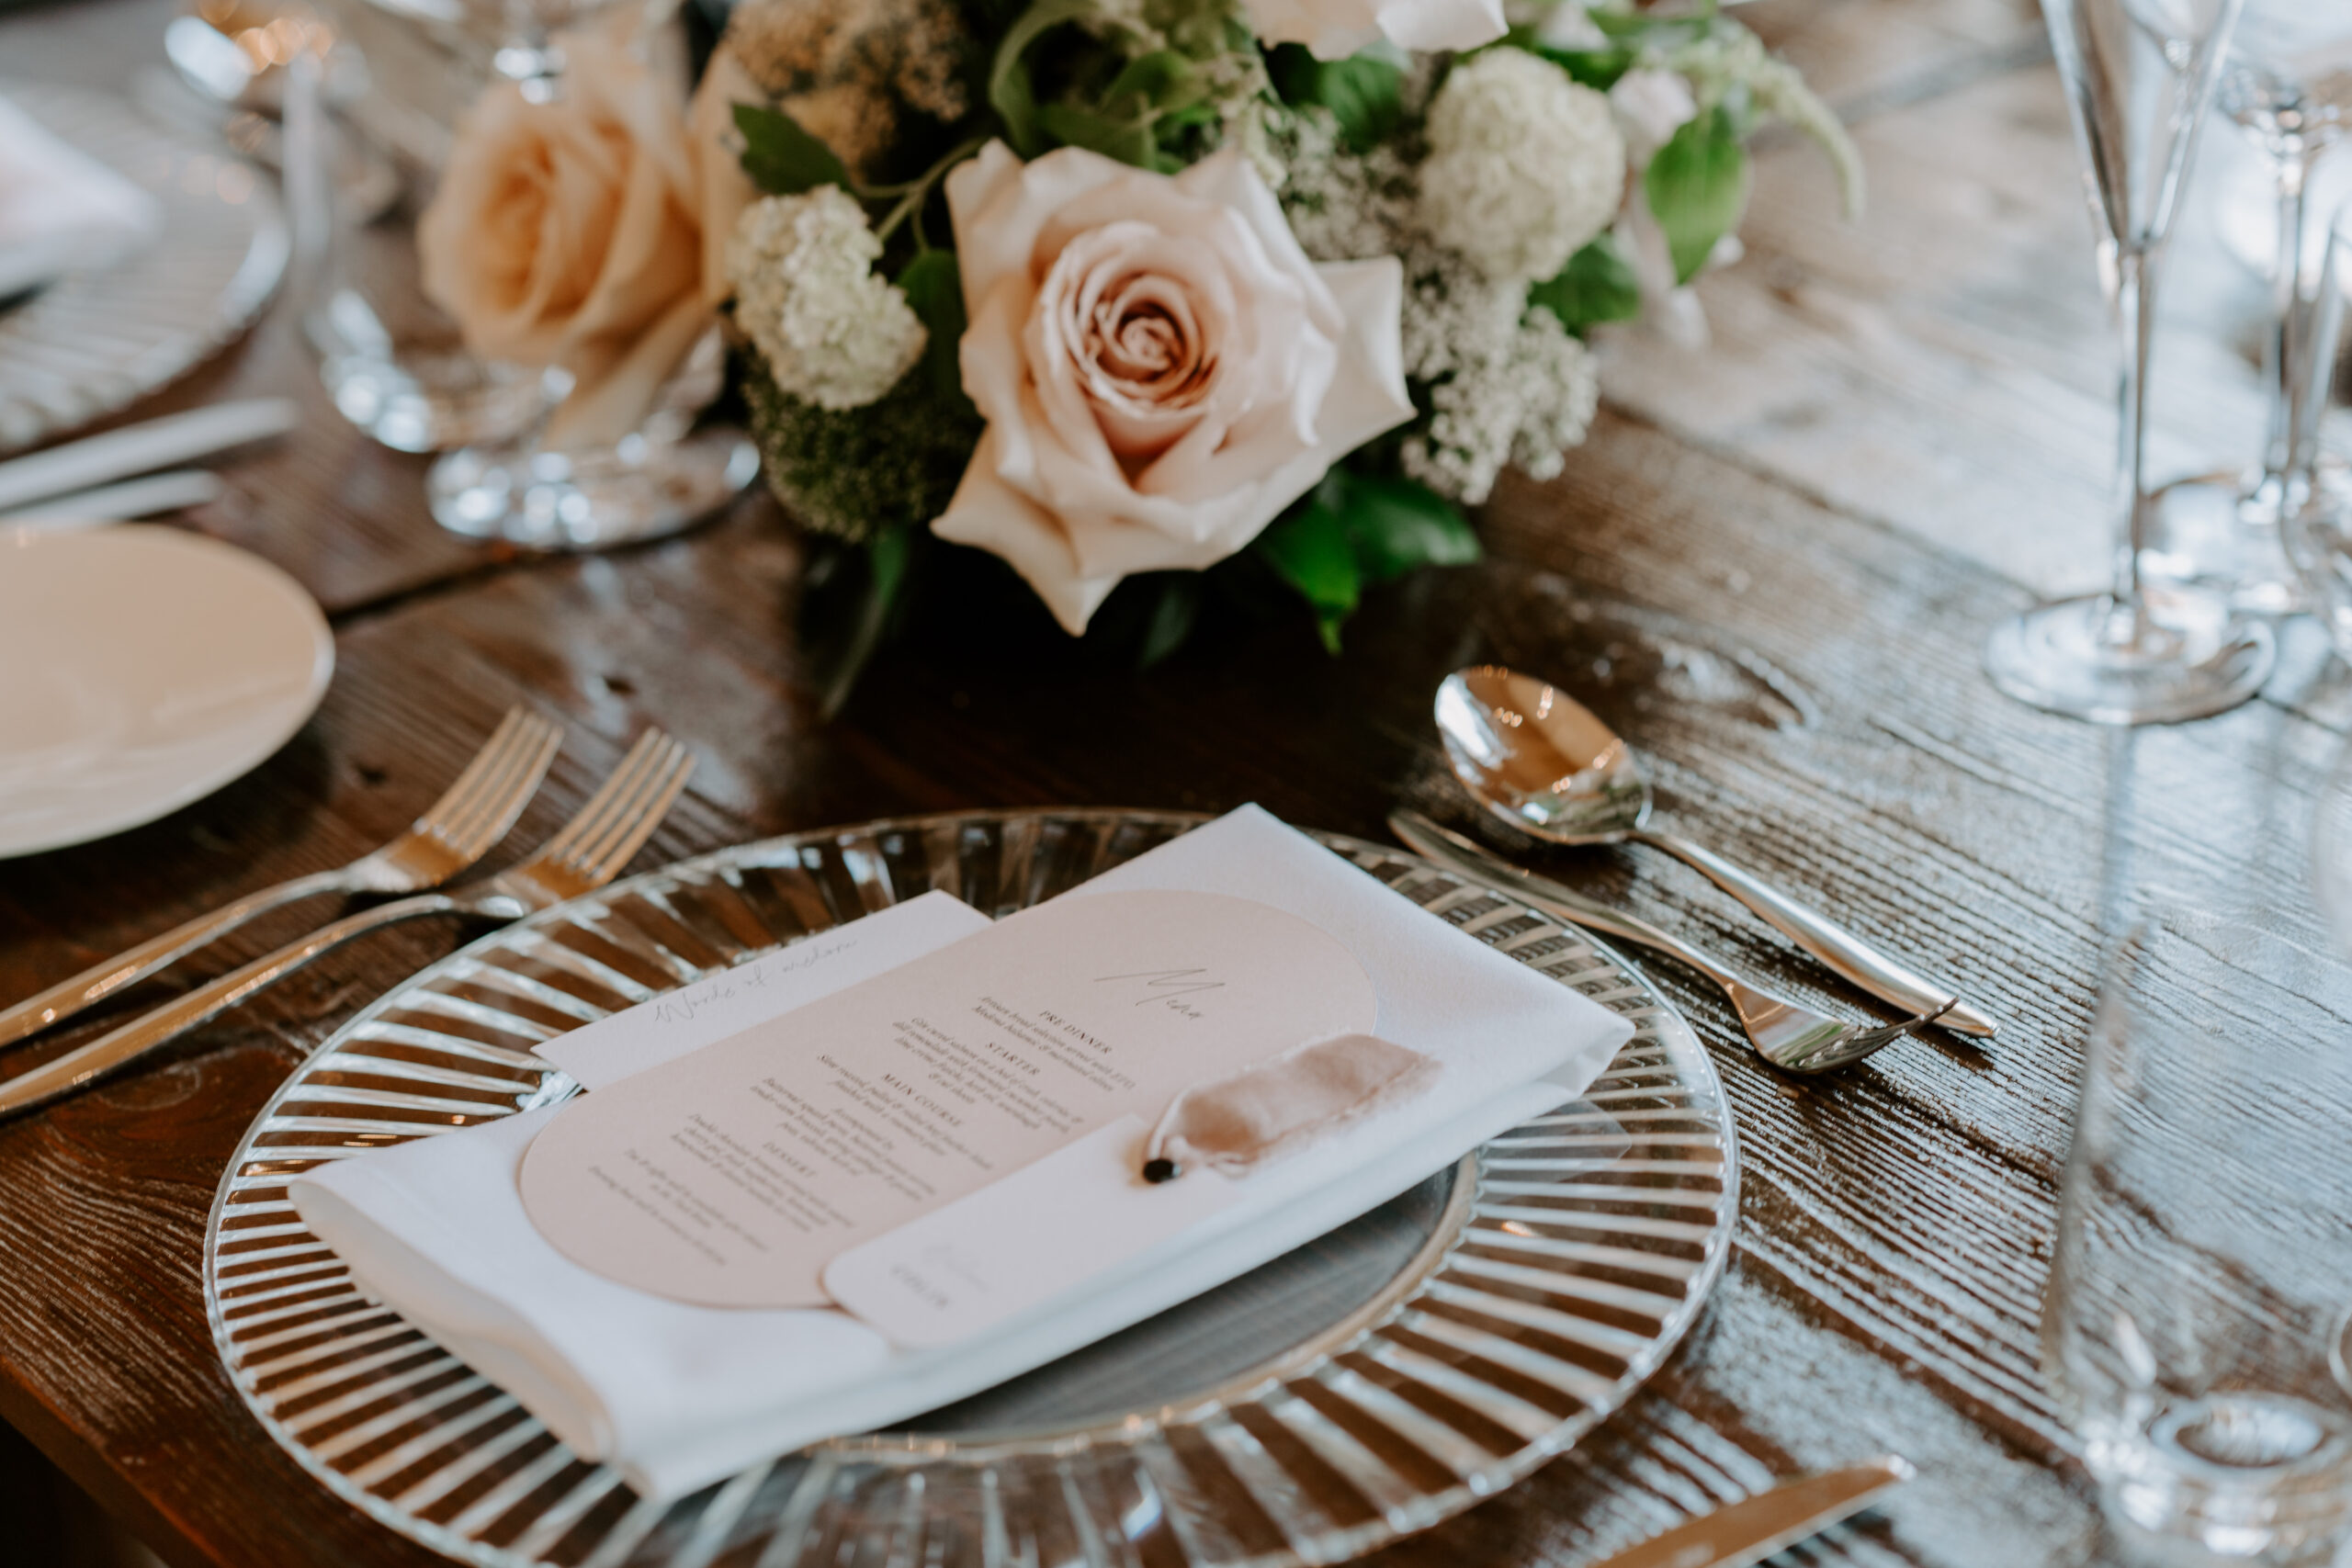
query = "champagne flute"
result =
(1984, 0, 2273, 725)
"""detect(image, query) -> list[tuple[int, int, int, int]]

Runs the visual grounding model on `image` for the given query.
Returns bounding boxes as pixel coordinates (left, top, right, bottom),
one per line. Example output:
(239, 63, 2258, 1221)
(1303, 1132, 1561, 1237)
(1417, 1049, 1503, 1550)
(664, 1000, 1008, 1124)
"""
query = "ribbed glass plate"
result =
(204, 810, 1737, 1568)
(0, 83, 288, 452)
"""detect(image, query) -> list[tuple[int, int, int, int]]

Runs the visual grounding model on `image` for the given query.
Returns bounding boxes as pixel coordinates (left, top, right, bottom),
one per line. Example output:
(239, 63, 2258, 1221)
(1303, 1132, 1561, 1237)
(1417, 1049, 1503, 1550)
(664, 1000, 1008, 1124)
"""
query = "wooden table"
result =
(4, 1, 2344, 1562)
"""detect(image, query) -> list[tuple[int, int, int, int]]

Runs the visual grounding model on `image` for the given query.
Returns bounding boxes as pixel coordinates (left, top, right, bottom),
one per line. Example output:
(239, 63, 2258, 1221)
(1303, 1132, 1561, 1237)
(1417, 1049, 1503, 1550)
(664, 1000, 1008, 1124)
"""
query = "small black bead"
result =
(1141, 1157, 1180, 1184)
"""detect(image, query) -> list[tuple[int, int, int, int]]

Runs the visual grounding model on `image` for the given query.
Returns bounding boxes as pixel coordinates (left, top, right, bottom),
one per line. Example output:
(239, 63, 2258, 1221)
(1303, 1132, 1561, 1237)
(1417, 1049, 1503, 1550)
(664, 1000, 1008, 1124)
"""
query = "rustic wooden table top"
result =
(5, 0, 2346, 1563)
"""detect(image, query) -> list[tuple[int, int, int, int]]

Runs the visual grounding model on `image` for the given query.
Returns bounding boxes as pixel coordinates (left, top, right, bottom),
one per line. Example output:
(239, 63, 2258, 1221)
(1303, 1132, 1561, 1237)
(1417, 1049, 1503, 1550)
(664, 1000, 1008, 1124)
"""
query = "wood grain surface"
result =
(2, 0, 2340, 1564)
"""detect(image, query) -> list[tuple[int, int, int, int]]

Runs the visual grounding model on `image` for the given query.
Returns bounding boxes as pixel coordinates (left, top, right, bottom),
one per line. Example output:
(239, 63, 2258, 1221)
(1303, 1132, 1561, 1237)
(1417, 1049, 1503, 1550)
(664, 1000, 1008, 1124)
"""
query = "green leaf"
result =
(894, 250, 972, 412)
(1266, 44, 1403, 151)
(1254, 500, 1360, 653)
(1529, 233, 1644, 333)
(1036, 101, 1156, 167)
(1499, 28, 1634, 89)
(1136, 575, 1203, 668)
(734, 104, 852, 197)
(1645, 104, 1748, 284)
(990, 0, 1103, 156)
(1327, 471, 1479, 584)
(1102, 49, 1203, 113)
(1316, 53, 1404, 149)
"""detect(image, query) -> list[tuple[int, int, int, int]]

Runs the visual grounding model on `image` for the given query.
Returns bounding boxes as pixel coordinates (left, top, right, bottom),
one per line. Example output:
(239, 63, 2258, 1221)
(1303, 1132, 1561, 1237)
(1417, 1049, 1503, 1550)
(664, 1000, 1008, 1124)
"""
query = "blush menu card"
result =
(291, 807, 1636, 1501)
(517, 889, 1379, 1312)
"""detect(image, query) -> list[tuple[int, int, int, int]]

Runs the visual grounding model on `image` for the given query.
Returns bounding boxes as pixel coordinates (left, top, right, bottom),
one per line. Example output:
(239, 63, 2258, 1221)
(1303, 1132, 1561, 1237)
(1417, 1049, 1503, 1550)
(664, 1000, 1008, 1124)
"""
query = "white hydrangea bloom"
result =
(1416, 48, 1624, 282)
(726, 186, 925, 411)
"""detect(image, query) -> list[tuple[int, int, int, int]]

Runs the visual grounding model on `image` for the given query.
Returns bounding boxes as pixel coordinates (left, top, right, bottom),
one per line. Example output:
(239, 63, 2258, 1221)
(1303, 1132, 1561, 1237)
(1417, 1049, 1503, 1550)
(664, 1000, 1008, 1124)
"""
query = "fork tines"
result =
(420, 707, 567, 859)
(533, 729, 697, 881)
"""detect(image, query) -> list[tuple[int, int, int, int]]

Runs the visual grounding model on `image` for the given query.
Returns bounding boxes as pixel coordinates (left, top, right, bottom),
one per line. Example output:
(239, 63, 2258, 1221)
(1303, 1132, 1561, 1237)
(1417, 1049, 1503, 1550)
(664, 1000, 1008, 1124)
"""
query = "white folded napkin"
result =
(292, 806, 1634, 1500)
(0, 95, 162, 299)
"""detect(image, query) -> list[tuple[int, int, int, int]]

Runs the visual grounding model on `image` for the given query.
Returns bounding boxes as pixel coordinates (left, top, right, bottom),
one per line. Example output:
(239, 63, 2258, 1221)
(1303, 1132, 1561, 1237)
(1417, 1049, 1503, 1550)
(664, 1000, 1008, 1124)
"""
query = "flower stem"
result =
(865, 137, 986, 246)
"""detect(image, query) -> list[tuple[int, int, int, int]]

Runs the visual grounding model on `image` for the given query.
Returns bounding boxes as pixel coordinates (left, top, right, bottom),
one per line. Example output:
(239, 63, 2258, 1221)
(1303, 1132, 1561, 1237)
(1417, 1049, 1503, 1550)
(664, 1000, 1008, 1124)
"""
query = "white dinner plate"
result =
(0, 525, 333, 858)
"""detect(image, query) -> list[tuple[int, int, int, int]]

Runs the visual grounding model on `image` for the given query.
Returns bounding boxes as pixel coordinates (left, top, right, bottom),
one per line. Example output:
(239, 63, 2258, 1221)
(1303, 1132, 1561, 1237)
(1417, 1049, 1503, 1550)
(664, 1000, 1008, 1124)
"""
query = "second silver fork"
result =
(0, 705, 564, 1046)
(0, 729, 696, 1121)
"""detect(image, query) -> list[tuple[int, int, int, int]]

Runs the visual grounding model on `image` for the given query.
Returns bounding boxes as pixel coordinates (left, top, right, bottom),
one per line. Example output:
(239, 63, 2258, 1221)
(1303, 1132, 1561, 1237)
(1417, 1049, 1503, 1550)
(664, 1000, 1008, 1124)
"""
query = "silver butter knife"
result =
(1587, 1458, 1912, 1568)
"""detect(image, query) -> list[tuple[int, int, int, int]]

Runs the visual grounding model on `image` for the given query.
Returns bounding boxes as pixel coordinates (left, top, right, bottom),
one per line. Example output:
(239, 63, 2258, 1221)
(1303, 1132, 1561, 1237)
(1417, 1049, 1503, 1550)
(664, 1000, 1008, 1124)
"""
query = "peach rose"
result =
(1239, 0, 1503, 62)
(420, 34, 751, 446)
(935, 142, 1414, 633)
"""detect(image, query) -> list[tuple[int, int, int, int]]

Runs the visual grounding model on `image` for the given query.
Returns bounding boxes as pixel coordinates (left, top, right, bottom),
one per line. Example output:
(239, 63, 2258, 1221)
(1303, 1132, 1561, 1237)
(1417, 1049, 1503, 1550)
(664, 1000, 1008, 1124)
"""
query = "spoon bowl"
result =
(1435, 665, 1649, 842)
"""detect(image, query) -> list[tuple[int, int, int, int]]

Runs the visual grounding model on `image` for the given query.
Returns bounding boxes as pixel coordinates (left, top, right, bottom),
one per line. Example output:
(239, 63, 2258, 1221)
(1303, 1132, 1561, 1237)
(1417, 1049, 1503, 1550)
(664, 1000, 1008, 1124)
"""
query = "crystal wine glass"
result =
(1984, 0, 2273, 725)
(2046, 724, 2352, 1564)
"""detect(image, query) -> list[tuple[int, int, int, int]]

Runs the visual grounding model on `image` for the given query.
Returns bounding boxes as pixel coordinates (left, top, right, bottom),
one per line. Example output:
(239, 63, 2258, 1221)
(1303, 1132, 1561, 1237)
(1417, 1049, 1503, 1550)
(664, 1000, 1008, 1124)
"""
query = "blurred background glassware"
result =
(2045, 725, 2352, 1566)
(281, 0, 699, 457)
(425, 326, 758, 549)
(2155, 7, 2352, 618)
(2280, 206, 2352, 661)
(1983, 0, 2274, 725)
(283, 0, 757, 544)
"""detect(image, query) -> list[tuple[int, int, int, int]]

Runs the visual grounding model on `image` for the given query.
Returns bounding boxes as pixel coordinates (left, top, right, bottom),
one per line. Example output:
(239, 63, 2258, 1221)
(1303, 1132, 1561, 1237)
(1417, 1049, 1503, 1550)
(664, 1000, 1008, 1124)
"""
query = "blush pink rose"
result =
(936, 142, 1414, 634)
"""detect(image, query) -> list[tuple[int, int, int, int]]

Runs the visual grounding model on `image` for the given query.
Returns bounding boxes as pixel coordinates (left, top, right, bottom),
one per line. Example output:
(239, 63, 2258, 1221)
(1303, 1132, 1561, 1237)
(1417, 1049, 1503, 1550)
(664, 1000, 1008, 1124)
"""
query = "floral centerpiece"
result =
(418, 0, 1856, 703)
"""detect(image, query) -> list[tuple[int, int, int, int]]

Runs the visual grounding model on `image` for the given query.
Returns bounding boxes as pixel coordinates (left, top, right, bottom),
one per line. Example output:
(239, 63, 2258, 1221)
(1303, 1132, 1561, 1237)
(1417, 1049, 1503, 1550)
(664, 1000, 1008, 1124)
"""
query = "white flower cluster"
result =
(726, 186, 926, 412)
(1255, 70, 1606, 505)
(1417, 48, 1623, 282)
(1396, 248, 1597, 502)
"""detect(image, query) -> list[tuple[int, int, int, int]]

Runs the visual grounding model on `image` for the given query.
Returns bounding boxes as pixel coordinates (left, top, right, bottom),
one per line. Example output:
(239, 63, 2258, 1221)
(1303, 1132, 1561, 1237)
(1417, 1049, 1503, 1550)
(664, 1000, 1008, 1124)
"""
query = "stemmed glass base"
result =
(2151, 470, 2313, 616)
(1984, 591, 2275, 724)
(2089, 1394, 2352, 1566)
(429, 426, 762, 550)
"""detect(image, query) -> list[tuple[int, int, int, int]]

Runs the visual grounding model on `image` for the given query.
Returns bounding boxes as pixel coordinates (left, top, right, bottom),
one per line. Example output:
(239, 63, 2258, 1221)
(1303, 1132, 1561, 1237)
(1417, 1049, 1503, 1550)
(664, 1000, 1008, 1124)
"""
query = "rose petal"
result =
(933, 427, 1124, 635)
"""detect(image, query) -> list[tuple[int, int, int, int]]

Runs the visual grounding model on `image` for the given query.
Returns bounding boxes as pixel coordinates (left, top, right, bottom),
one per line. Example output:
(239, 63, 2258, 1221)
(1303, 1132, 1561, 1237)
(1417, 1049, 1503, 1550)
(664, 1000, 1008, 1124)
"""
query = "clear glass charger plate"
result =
(204, 809, 1738, 1568)
(0, 82, 288, 452)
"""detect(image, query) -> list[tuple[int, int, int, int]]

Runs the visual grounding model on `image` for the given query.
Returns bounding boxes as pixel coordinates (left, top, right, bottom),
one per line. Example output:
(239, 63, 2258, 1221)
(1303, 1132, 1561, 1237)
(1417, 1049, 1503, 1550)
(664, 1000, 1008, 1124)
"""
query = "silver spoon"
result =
(1435, 665, 1997, 1039)
(1391, 811, 1943, 1072)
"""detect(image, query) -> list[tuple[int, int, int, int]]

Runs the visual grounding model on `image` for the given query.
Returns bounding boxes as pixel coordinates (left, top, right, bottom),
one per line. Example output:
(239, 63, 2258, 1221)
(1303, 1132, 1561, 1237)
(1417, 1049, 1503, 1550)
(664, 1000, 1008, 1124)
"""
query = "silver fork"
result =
(1389, 810, 1946, 1074)
(0, 706, 564, 1048)
(0, 729, 695, 1121)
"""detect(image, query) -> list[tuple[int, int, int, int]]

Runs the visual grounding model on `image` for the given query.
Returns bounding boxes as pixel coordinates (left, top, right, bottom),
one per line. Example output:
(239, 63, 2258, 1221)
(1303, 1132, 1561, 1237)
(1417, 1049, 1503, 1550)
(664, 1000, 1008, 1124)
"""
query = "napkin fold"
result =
(0, 95, 161, 299)
(291, 807, 1634, 1500)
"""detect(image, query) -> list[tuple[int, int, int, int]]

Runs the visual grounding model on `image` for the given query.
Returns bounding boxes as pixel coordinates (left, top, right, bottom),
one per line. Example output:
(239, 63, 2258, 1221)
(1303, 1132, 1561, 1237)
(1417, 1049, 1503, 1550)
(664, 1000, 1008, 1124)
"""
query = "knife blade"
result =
(1585, 1458, 1913, 1568)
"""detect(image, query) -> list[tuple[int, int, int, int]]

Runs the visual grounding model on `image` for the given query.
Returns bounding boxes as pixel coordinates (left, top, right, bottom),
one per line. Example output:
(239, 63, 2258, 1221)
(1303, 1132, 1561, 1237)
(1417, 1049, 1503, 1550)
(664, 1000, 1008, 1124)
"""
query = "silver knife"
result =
(1587, 1458, 1912, 1568)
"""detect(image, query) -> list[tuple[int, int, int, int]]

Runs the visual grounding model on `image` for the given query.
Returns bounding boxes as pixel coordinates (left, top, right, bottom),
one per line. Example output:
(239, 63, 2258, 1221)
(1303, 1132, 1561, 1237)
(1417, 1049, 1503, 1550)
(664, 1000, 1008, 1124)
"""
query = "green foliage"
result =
(1266, 43, 1403, 150)
(1499, 28, 1634, 90)
(1529, 234, 1643, 334)
(1645, 104, 1748, 284)
(989, 0, 1116, 156)
(734, 104, 852, 197)
(741, 356, 982, 549)
(1253, 468, 1478, 651)
(1036, 101, 1159, 164)
(1256, 504, 1358, 652)
(894, 250, 975, 412)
